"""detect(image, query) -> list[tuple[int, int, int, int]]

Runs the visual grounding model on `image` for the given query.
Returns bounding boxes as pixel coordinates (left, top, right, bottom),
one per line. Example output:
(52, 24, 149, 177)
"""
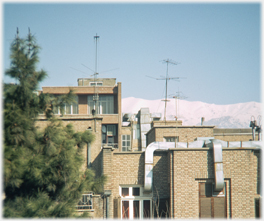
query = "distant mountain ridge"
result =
(122, 97, 262, 128)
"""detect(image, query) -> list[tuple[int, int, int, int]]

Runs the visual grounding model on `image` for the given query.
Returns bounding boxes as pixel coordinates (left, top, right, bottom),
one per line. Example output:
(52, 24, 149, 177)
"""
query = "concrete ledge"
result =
(37, 114, 105, 120)
(169, 147, 259, 151)
(114, 151, 143, 155)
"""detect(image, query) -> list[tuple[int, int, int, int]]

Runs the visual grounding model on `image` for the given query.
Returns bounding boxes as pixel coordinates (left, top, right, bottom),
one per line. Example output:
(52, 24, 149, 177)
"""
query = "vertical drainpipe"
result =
(104, 190, 111, 218)
(171, 150, 174, 218)
(117, 82, 122, 152)
(87, 143, 91, 168)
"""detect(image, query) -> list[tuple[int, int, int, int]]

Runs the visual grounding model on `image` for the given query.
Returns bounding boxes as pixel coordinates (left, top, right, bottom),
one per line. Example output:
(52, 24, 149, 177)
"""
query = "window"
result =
(164, 136, 179, 142)
(77, 193, 93, 210)
(255, 198, 260, 218)
(122, 188, 129, 197)
(120, 186, 152, 219)
(102, 125, 118, 148)
(199, 182, 226, 218)
(122, 135, 131, 151)
(88, 95, 114, 114)
(133, 187, 140, 196)
(53, 96, 78, 115)
(89, 82, 103, 86)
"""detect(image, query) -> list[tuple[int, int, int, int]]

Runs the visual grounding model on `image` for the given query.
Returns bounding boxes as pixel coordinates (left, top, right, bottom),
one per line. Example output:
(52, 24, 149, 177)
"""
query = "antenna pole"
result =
(164, 60, 169, 122)
(94, 34, 99, 75)
(162, 59, 179, 122)
(93, 34, 100, 121)
(172, 89, 187, 120)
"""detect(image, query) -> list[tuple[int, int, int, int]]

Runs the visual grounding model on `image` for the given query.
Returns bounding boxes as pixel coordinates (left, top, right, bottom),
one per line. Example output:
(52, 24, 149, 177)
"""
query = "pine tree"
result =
(4, 29, 104, 218)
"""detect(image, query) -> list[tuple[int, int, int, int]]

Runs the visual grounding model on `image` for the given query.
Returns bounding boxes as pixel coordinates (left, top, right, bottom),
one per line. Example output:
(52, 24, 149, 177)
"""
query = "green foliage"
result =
(4, 30, 103, 218)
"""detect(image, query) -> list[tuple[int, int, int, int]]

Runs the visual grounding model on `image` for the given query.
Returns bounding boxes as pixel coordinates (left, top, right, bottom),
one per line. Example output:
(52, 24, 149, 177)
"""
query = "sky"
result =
(2, 1, 262, 105)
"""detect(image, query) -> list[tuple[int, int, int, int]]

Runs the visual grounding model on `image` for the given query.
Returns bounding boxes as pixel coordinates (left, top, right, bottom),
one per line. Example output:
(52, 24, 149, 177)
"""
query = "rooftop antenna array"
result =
(147, 59, 185, 122)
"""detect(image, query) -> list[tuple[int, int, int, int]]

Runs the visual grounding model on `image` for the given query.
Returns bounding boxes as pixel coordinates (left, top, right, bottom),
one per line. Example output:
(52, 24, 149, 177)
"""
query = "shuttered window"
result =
(199, 182, 226, 218)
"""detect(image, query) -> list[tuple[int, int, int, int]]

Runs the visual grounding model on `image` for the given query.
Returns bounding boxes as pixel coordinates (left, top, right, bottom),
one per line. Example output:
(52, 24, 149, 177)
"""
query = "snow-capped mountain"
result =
(122, 97, 262, 128)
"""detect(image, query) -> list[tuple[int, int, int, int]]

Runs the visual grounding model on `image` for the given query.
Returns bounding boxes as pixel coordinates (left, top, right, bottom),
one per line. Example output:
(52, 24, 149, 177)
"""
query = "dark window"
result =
(133, 187, 140, 196)
(255, 198, 260, 218)
(122, 187, 129, 197)
(143, 200, 150, 218)
(133, 200, 140, 218)
(122, 201, 129, 219)
(200, 182, 212, 197)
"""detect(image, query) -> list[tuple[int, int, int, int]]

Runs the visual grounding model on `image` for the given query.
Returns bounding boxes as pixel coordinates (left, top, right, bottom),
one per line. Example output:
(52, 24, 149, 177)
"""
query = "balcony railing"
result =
(102, 143, 118, 149)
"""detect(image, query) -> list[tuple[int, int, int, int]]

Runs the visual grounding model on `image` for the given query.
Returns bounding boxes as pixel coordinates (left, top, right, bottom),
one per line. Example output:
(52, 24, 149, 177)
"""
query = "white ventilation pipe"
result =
(144, 142, 175, 192)
(212, 142, 225, 191)
(144, 140, 225, 193)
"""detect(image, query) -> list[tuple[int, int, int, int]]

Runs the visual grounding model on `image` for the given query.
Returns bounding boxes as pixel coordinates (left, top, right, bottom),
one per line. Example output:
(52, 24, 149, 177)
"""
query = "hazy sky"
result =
(3, 2, 261, 105)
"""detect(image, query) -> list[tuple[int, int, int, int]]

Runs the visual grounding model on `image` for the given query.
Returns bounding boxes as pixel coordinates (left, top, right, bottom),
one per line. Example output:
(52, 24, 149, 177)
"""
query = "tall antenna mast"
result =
(162, 59, 180, 122)
(94, 33, 100, 76)
(93, 34, 100, 116)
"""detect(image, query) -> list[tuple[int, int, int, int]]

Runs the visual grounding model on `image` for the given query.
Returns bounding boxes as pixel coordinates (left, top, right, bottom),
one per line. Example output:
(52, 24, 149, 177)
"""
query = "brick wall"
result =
(170, 148, 260, 218)
(214, 134, 255, 141)
(35, 117, 103, 176)
(147, 126, 214, 145)
(153, 151, 170, 199)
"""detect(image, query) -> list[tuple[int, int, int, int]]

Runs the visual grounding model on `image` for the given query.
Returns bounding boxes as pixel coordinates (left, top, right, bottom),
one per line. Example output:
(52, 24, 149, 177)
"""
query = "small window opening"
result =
(122, 187, 129, 197)
(133, 187, 140, 196)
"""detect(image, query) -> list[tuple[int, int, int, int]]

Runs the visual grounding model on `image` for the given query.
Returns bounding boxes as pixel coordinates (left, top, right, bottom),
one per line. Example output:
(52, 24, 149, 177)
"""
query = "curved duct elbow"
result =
(144, 142, 174, 192)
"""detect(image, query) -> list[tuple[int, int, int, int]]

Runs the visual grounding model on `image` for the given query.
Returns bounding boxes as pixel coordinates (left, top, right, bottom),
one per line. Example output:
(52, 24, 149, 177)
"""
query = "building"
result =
(36, 78, 261, 219)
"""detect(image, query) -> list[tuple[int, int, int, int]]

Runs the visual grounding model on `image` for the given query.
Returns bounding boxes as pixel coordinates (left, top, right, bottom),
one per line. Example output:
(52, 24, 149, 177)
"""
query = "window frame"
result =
(76, 192, 93, 211)
(122, 134, 131, 151)
(89, 81, 103, 86)
(102, 124, 118, 148)
(164, 136, 179, 142)
(53, 95, 78, 115)
(87, 95, 114, 114)
(119, 185, 152, 219)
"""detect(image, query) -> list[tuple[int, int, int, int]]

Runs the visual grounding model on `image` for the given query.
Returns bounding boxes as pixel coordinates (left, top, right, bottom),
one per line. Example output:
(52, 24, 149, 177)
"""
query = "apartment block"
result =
(36, 78, 261, 219)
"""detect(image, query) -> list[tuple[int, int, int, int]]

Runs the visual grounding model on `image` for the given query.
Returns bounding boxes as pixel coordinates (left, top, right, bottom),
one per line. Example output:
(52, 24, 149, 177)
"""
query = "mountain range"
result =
(122, 97, 262, 128)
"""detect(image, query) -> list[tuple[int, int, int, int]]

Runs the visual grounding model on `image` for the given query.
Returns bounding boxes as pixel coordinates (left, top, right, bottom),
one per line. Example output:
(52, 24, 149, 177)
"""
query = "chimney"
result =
(201, 117, 205, 126)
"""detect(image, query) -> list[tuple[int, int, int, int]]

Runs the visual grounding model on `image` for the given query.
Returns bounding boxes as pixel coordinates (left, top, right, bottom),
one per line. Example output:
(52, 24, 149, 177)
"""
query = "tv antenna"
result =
(93, 34, 100, 116)
(146, 59, 186, 122)
(169, 89, 187, 120)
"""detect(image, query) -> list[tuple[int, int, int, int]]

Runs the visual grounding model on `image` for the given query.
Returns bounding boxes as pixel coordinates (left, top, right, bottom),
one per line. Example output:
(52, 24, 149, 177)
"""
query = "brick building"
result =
(36, 78, 261, 219)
